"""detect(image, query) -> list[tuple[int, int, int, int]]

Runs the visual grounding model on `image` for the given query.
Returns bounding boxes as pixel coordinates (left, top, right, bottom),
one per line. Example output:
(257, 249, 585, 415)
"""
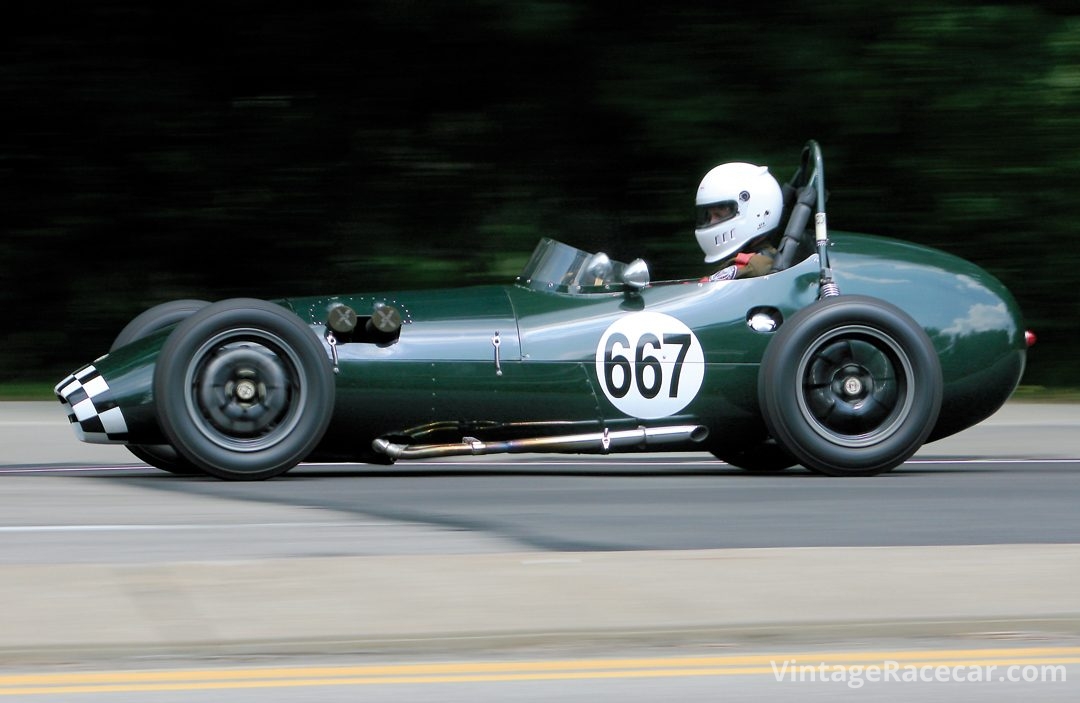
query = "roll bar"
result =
(771, 140, 839, 298)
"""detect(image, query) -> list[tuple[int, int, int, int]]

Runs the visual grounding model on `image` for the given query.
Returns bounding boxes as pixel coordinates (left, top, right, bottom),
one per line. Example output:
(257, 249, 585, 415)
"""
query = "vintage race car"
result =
(55, 142, 1030, 480)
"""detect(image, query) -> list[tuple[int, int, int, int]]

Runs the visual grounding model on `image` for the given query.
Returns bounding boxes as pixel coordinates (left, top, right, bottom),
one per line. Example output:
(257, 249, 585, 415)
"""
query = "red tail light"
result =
(1025, 330, 1037, 347)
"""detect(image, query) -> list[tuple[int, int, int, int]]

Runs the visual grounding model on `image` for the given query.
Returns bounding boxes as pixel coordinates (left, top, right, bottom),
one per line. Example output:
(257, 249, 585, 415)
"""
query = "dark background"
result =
(3, 1, 1077, 387)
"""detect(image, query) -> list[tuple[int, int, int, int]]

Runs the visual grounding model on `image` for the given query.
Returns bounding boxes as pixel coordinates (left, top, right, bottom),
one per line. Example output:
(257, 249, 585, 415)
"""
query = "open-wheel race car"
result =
(55, 141, 1030, 480)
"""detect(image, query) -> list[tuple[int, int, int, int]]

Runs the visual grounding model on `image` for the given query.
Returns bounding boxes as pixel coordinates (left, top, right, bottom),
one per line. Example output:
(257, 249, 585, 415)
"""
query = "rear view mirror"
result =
(622, 258, 650, 290)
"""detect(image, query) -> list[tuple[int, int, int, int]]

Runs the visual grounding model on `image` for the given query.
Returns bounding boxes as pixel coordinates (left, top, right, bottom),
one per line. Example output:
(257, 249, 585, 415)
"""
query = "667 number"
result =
(602, 332, 692, 399)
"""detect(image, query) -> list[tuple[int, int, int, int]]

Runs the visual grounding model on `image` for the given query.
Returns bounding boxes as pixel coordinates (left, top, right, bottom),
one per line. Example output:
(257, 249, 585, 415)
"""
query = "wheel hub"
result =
(836, 362, 871, 400)
(841, 375, 864, 397)
(195, 343, 293, 439)
(233, 378, 259, 402)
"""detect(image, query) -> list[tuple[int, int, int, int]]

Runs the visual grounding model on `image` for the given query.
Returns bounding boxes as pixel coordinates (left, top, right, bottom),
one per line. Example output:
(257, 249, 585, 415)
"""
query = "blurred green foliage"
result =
(2, 1, 1078, 384)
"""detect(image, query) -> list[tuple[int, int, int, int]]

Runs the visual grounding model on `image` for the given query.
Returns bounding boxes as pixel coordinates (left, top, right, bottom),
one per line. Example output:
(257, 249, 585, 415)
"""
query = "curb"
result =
(4, 545, 1080, 662)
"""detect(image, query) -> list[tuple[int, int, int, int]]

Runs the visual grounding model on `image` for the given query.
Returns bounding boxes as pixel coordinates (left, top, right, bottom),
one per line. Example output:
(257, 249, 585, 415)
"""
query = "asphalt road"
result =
(2, 401, 1080, 701)
(5, 401, 1080, 555)
(4, 457, 1080, 559)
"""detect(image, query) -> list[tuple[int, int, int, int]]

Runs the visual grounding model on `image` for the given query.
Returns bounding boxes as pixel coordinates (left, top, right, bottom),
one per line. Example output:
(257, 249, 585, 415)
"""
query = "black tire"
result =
(111, 299, 212, 352)
(713, 440, 797, 474)
(758, 295, 942, 477)
(111, 299, 212, 475)
(153, 298, 336, 481)
(125, 444, 206, 475)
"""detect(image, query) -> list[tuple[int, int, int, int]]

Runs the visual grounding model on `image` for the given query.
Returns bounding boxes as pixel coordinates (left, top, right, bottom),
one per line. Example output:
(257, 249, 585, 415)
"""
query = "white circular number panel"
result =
(594, 312, 705, 419)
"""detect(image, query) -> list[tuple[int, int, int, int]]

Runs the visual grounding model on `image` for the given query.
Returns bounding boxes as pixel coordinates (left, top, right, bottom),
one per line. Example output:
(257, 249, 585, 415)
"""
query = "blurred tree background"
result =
(2, 0, 1078, 387)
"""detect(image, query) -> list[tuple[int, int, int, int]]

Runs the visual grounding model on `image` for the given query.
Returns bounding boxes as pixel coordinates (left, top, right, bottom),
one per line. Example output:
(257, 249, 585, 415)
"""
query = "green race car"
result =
(55, 142, 1029, 480)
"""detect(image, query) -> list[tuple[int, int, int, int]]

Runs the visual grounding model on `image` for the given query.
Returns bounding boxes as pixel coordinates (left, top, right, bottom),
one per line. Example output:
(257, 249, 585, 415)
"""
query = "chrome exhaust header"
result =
(371, 424, 709, 461)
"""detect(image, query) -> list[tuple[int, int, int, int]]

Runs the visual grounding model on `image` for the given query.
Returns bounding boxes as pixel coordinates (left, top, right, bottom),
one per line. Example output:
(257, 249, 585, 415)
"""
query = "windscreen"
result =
(516, 238, 626, 293)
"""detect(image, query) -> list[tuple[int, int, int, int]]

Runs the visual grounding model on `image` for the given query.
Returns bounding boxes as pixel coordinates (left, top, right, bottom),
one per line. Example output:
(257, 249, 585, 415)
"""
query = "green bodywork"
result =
(81, 232, 1025, 460)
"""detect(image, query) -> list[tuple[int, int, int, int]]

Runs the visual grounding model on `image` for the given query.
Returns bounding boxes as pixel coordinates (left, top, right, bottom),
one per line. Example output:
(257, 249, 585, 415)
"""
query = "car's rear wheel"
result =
(758, 295, 942, 477)
(111, 299, 212, 475)
(153, 298, 335, 481)
(712, 441, 797, 474)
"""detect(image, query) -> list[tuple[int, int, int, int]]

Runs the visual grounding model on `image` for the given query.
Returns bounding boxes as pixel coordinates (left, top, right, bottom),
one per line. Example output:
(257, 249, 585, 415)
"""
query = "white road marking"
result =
(0, 521, 401, 533)
(0, 465, 147, 474)
(3, 458, 1080, 476)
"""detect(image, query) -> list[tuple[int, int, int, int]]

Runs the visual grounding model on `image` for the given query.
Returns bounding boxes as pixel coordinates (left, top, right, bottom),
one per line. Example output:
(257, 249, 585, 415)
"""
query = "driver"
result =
(695, 162, 783, 281)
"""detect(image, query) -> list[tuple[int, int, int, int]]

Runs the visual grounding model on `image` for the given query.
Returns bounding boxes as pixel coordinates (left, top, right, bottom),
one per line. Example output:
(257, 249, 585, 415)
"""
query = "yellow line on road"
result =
(1, 647, 1077, 696)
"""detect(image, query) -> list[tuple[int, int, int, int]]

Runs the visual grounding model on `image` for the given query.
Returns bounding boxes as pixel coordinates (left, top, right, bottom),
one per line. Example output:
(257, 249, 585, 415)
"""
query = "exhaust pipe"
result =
(372, 424, 709, 461)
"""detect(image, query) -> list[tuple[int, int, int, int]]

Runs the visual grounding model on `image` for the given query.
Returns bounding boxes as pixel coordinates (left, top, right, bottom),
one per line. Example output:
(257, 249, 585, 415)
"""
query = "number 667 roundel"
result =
(595, 312, 704, 420)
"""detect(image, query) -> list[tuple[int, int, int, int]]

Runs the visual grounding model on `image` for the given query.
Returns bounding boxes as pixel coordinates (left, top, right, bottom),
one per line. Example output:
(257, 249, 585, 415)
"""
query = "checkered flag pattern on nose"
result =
(54, 365, 129, 444)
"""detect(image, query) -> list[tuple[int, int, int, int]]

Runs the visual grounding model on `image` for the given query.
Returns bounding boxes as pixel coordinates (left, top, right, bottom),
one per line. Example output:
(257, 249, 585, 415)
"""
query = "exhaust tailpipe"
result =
(372, 424, 709, 461)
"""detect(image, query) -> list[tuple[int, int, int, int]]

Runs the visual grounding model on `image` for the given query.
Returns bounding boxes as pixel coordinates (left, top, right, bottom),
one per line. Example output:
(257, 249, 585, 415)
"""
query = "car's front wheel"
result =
(153, 298, 335, 481)
(111, 299, 213, 475)
(758, 295, 942, 477)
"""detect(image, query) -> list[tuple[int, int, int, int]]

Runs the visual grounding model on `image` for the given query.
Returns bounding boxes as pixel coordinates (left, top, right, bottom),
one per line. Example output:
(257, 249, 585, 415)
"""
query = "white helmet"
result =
(694, 162, 783, 263)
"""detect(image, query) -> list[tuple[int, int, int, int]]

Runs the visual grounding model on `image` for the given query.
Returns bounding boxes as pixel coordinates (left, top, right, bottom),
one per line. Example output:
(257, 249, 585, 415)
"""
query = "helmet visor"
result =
(695, 200, 739, 229)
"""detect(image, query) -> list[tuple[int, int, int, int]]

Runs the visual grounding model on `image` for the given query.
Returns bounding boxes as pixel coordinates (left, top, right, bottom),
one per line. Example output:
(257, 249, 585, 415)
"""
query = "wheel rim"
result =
(795, 325, 915, 448)
(182, 328, 307, 452)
